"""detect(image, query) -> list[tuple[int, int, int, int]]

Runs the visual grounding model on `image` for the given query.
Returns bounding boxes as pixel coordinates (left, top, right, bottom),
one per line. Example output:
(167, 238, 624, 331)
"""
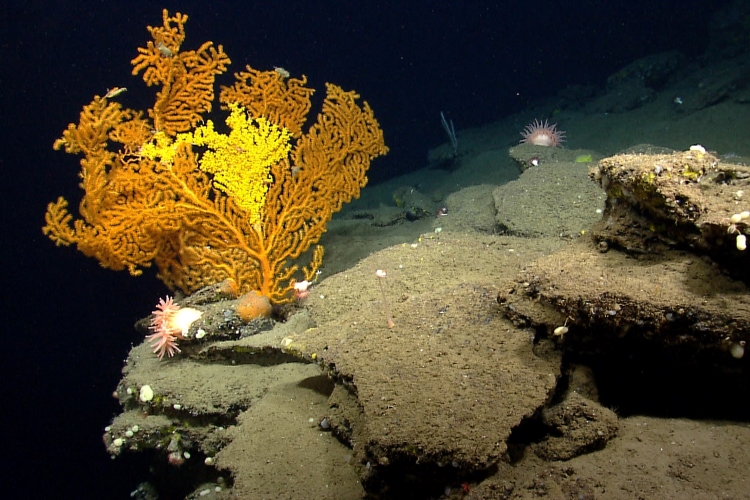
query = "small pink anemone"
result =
(520, 119, 565, 147)
(146, 296, 182, 360)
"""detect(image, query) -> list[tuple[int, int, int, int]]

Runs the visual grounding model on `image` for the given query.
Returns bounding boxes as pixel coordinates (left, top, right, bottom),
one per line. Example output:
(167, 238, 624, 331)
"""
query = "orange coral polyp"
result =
(218, 278, 240, 298)
(236, 291, 272, 321)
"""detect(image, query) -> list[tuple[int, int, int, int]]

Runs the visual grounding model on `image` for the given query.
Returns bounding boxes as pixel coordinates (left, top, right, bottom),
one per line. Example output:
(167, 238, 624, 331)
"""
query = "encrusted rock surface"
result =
(590, 146, 750, 279)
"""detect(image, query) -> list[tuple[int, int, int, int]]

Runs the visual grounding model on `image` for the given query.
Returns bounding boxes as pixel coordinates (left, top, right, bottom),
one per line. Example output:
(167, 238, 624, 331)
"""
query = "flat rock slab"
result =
(285, 279, 561, 488)
(214, 363, 364, 500)
(493, 156, 605, 238)
(499, 240, 750, 353)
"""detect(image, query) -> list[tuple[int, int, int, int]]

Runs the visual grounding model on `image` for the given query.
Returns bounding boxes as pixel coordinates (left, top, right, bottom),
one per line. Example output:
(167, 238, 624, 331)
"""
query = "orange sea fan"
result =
(43, 10, 389, 305)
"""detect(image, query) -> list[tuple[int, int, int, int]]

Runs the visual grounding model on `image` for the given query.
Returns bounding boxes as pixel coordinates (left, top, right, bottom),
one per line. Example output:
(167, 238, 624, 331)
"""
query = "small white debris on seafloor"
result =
(729, 342, 745, 359)
(736, 234, 747, 251)
(139, 385, 154, 402)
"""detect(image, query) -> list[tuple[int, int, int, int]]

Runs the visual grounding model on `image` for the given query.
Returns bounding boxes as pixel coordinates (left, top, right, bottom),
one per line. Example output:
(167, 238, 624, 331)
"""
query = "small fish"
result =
(104, 87, 127, 99)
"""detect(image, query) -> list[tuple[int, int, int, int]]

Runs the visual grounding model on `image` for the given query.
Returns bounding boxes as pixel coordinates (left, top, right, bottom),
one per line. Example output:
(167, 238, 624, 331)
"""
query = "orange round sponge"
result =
(236, 291, 272, 321)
